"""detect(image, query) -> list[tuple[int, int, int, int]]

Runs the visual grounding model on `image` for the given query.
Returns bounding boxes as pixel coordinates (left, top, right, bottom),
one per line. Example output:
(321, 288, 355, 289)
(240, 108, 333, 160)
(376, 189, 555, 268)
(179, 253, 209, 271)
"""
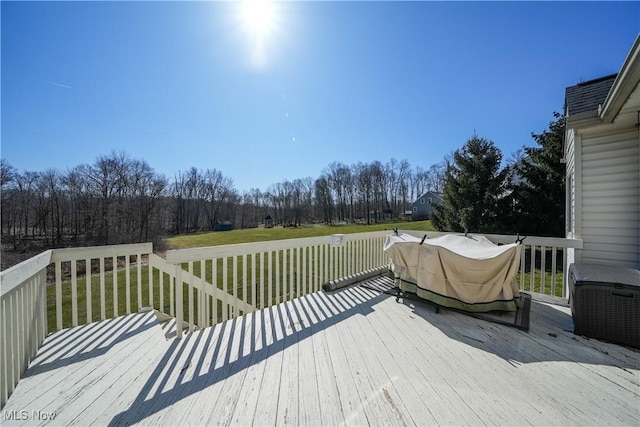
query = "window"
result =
(420, 197, 425, 204)
(428, 197, 432, 204)
(412, 206, 417, 213)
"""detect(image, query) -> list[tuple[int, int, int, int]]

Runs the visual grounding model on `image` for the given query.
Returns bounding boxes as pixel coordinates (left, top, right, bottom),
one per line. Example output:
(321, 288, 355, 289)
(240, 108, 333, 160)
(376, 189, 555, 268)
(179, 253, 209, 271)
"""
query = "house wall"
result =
(412, 192, 438, 220)
(571, 128, 640, 268)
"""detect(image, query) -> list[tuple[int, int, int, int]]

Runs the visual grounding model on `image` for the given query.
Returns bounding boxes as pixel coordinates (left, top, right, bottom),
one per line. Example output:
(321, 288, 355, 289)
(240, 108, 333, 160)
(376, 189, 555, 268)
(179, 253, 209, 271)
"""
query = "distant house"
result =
(411, 191, 443, 221)
(564, 36, 639, 269)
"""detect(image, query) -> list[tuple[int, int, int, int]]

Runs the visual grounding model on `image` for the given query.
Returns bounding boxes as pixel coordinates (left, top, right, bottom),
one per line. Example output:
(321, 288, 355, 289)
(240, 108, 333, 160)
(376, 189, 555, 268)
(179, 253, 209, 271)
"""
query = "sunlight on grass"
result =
(165, 220, 436, 249)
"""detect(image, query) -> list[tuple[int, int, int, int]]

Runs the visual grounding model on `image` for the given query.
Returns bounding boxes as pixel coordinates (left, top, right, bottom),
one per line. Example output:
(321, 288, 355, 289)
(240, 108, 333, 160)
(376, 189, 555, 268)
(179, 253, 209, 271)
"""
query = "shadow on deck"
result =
(2, 275, 639, 426)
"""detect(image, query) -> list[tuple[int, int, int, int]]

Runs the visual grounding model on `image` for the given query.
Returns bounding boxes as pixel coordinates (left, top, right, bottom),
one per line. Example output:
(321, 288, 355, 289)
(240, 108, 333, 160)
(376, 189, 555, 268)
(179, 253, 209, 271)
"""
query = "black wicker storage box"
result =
(569, 263, 640, 348)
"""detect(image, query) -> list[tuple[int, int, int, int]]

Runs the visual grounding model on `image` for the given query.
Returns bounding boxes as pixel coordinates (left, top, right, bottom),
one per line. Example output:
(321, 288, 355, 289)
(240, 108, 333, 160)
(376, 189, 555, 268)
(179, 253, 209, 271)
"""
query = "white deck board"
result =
(2, 275, 639, 426)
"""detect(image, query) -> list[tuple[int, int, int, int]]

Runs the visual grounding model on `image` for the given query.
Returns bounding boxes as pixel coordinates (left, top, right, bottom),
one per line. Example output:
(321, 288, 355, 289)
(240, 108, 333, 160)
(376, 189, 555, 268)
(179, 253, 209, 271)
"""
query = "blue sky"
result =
(2, 1, 638, 192)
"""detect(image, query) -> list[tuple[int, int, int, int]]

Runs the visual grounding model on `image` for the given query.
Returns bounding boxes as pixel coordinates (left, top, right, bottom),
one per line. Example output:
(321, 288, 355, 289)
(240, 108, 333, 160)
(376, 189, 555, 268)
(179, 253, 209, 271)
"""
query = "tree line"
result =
(0, 112, 565, 253)
(0, 153, 447, 250)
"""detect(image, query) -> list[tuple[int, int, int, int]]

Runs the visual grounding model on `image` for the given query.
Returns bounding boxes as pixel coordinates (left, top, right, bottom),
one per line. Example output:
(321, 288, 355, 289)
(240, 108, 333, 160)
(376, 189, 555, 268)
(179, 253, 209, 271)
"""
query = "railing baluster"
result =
(251, 254, 257, 310)
(331, 244, 335, 282)
(212, 258, 218, 323)
(188, 262, 194, 331)
(266, 252, 272, 308)
(55, 261, 62, 330)
(201, 259, 207, 328)
(170, 269, 175, 318)
(540, 246, 547, 294)
(519, 245, 525, 290)
(260, 252, 265, 309)
(175, 264, 183, 339)
(71, 260, 78, 327)
(85, 258, 92, 324)
(282, 249, 287, 302)
(27, 280, 36, 365)
(125, 255, 131, 314)
(562, 248, 569, 298)
(1, 297, 8, 405)
(242, 254, 248, 315)
(159, 265, 164, 315)
(275, 251, 280, 305)
(233, 255, 238, 318)
(551, 247, 557, 297)
(222, 256, 229, 321)
(40, 269, 47, 343)
(529, 245, 535, 293)
(17, 287, 25, 381)
(110, 256, 116, 318)
(7, 294, 16, 392)
(302, 246, 307, 296)
(149, 255, 154, 311)
(137, 254, 142, 311)
(289, 248, 300, 300)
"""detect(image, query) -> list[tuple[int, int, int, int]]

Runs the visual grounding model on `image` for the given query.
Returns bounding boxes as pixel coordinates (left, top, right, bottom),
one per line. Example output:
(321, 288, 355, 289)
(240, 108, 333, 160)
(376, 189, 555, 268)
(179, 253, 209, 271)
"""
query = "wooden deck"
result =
(2, 275, 639, 426)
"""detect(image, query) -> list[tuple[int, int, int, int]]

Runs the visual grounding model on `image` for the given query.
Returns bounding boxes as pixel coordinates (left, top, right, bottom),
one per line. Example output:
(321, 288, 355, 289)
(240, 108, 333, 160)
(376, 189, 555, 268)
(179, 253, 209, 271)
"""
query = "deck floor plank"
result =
(310, 290, 370, 426)
(4, 312, 166, 427)
(228, 309, 270, 426)
(206, 311, 265, 427)
(64, 318, 174, 427)
(328, 288, 414, 426)
(249, 304, 286, 426)
(2, 275, 639, 426)
(274, 301, 301, 427)
(394, 296, 572, 426)
(397, 292, 607, 426)
(301, 293, 346, 427)
(292, 297, 323, 427)
(161, 321, 227, 426)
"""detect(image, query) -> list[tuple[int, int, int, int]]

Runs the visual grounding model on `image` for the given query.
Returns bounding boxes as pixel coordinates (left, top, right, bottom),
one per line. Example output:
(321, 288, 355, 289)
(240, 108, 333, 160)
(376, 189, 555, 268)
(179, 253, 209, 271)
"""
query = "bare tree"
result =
(314, 176, 333, 224)
(202, 168, 234, 229)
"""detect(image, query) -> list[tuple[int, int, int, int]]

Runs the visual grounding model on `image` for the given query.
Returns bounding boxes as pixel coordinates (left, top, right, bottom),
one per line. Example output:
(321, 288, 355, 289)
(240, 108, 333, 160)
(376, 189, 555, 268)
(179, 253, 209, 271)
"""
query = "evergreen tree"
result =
(432, 136, 507, 233)
(510, 112, 566, 236)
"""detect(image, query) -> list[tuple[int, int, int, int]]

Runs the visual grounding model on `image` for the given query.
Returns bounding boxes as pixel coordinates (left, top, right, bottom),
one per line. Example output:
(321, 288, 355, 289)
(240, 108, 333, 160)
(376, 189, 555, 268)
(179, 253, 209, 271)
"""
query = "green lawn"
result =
(165, 220, 436, 249)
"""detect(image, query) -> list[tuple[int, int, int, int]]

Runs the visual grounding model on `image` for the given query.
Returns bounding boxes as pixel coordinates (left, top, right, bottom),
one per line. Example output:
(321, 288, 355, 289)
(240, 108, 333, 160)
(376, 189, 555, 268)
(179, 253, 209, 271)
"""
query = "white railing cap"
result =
(49, 242, 153, 263)
(1, 250, 52, 296)
(165, 230, 391, 264)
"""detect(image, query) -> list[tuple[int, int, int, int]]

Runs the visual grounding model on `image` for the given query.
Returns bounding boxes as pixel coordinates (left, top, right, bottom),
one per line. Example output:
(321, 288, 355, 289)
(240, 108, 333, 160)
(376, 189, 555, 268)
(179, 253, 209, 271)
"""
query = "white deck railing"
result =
(164, 231, 390, 338)
(0, 230, 582, 407)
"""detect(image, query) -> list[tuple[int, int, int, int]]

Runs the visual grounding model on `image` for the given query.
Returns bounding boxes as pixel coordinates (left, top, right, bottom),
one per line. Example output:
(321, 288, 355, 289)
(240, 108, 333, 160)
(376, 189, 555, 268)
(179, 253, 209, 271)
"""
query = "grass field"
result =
(165, 220, 437, 249)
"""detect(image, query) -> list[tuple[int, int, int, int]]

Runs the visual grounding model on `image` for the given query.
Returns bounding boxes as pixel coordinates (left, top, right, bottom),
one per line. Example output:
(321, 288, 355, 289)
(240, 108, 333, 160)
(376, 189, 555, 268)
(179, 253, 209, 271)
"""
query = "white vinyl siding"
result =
(580, 129, 639, 268)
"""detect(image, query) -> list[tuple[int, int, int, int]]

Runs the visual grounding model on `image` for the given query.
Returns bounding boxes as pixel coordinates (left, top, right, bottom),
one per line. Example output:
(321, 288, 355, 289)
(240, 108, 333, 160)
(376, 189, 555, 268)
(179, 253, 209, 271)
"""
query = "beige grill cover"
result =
(384, 233, 522, 312)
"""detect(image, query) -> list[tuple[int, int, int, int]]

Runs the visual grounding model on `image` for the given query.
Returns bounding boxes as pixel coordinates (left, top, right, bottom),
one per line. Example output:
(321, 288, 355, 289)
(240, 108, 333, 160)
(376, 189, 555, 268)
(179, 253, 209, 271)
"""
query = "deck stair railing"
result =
(0, 230, 582, 408)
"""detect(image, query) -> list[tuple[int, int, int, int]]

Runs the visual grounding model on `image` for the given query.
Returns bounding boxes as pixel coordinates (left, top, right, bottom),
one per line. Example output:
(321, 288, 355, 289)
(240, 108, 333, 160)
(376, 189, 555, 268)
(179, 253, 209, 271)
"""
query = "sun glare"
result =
(238, 0, 280, 68)
(240, 0, 276, 37)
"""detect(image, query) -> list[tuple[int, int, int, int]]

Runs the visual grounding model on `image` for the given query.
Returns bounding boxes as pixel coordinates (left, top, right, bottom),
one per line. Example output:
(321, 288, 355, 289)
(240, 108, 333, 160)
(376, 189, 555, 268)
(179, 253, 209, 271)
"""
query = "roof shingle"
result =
(565, 73, 617, 117)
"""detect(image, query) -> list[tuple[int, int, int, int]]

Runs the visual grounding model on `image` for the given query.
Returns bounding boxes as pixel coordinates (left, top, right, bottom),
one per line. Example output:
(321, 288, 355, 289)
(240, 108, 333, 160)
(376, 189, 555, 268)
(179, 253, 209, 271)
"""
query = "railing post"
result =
(175, 264, 184, 339)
